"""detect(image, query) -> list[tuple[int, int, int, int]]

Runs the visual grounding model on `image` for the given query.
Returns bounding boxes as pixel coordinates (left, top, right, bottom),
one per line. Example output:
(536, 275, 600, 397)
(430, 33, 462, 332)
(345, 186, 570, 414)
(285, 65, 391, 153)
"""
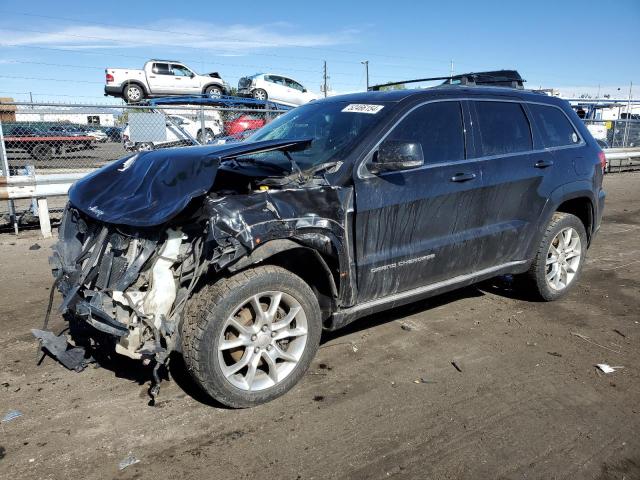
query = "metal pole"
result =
(323, 61, 328, 98)
(0, 116, 18, 234)
(450, 60, 454, 78)
(622, 81, 633, 147)
(361, 61, 369, 90)
(199, 104, 206, 145)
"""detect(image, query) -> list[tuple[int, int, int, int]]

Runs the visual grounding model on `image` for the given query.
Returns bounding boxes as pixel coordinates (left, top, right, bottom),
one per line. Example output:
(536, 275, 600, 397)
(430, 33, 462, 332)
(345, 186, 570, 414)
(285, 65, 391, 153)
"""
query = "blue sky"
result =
(0, 0, 638, 102)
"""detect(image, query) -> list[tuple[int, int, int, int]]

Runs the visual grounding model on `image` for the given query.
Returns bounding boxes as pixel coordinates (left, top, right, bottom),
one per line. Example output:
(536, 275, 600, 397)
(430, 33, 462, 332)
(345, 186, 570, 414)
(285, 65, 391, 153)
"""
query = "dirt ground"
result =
(1, 173, 639, 480)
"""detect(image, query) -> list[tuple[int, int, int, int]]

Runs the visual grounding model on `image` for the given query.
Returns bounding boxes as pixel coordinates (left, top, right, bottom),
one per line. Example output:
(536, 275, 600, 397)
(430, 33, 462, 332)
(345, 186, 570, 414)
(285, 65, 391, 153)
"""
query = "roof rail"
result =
(369, 70, 525, 91)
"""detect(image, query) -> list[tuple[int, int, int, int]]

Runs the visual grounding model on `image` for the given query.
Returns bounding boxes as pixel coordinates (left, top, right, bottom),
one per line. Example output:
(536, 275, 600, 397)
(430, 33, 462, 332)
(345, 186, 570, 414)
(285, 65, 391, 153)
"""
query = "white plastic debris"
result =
(118, 452, 140, 471)
(595, 364, 623, 374)
(351, 343, 358, 353)
(2, 410, 23, 423)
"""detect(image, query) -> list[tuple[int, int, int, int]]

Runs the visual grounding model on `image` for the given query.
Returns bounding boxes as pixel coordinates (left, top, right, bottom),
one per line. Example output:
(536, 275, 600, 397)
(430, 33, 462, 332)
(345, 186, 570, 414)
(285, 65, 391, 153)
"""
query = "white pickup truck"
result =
(105, 60, 229, 103)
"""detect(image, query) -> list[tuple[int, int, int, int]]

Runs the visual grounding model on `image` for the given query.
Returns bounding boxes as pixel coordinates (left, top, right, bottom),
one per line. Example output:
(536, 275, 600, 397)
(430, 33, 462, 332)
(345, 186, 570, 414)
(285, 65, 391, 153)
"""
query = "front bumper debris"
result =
(32, 329, 91, 372)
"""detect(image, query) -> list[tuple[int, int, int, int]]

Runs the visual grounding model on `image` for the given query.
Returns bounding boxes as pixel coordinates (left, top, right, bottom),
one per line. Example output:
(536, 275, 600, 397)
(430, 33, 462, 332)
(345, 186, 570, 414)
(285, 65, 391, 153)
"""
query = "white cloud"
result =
(0, 21, 357, 54)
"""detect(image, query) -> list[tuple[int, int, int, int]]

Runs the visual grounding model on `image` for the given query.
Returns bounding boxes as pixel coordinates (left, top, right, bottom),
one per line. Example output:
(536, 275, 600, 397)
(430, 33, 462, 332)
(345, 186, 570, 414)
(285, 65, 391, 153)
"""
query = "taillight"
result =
(598, 150, 606, 173)
(106, 73, 114, 83)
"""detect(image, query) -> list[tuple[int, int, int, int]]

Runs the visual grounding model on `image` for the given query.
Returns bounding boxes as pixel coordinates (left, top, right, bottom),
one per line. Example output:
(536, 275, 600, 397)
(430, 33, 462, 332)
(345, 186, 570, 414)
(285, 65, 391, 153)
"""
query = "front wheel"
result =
(522, 212, 587, 301)
(205, 85, 223, 97)
(182, 266, 322, 408)
(30, 144, 53, 162)
(252, 88, 268, 100)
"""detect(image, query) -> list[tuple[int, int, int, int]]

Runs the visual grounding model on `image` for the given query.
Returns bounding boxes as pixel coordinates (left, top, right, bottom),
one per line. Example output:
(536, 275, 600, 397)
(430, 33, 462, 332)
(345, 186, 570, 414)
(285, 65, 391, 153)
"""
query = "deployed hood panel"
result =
(68, 139, 311, 227)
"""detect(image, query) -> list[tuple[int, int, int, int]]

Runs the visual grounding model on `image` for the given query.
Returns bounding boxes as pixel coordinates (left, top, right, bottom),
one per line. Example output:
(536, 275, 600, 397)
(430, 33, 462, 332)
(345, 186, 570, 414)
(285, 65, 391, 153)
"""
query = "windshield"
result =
(244, 101, 387, 171)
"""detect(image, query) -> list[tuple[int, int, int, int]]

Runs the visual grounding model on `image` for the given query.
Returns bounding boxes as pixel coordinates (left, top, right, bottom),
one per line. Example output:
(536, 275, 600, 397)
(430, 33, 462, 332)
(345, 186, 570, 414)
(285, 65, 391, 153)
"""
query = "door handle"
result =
(450, 172, 477, 183)
(534, 159, 554, 168)
(149, 75, 156, 78)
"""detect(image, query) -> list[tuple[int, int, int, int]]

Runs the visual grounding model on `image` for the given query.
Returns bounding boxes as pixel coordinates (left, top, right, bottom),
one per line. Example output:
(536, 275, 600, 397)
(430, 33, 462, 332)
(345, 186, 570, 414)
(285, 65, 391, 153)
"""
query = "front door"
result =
(353, 100, 485, 303)
(170, 64, 200, 94)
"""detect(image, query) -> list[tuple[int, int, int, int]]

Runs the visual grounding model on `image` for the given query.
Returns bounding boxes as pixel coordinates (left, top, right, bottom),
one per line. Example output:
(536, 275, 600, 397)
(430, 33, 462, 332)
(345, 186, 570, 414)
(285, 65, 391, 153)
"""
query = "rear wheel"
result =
(123, 84, 144, 103)
(523, 212, 587, 301)
(182, 266, 321, 408)
(196, 128, 214, 144)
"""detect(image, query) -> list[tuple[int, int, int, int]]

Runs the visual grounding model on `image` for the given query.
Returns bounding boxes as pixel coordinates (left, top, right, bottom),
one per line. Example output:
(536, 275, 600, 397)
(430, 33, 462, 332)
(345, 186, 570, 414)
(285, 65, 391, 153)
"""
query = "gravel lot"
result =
(1, 173, 639, 480)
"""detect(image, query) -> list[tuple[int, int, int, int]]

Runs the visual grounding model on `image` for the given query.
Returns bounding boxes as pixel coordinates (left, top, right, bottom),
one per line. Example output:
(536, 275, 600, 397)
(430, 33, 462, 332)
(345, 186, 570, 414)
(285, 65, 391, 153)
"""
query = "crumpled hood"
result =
(68, 139, 311, 227)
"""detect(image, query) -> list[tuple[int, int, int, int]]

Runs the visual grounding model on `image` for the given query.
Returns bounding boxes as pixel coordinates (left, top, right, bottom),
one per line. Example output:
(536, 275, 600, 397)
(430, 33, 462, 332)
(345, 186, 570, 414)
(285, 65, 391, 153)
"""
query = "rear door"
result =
(147, 63, 175, 94)
(469, 99, 551, 269)
(354, 100, 485, 302)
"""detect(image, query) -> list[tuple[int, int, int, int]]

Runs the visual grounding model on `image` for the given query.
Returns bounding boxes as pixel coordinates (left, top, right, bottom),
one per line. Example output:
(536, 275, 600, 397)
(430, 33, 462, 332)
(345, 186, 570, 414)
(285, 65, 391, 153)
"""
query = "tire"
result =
(182, 266, 321, 408)
(522, 212, 588, 301)
(30, 144, 53, 162)
(196, 128, 214, 144)
(123, 83, 144, 103)
(205, 85, 223, 97)
(252, 88, 268, 101)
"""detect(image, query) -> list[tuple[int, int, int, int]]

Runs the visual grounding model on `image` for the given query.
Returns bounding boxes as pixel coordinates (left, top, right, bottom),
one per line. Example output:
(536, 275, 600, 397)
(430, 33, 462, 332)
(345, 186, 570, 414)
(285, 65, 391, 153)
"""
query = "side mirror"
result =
(302, 88, 307, 93)
(190, 73, 195, 78)
(370, 140, 424, 173)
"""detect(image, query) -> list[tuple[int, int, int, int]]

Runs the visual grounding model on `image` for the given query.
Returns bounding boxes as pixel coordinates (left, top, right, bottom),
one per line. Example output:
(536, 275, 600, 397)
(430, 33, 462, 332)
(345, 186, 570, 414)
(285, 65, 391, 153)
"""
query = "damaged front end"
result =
(37, 137, 351, 400)
(47, 206, 205, 391)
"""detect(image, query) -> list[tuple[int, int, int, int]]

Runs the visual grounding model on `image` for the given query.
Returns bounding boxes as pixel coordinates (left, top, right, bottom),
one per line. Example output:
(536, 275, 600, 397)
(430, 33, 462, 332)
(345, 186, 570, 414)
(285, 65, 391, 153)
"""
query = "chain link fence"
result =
(0, 101, 286, 230)
(583, 119, 640, 148)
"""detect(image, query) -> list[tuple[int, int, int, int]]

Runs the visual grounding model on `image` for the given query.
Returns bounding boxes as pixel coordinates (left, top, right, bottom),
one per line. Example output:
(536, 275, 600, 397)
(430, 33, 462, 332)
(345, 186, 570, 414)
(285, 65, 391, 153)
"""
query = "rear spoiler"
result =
(369, 70, 525, 91)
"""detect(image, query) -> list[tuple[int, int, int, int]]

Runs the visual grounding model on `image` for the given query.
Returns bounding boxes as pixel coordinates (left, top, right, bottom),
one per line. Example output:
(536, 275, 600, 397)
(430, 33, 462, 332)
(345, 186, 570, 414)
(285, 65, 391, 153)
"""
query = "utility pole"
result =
(361, 60, 369, 90)
(323, 60, 328, 98)
(449, 60, 454, 78)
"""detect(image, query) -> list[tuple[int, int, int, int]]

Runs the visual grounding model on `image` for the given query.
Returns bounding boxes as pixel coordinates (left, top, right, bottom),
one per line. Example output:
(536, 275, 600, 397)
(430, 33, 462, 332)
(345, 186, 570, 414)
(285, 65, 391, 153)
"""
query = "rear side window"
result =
(386, 101, 465, 164)
(475, 101, 532, 156)
(528, 103, 580, 148)
(153, 63, 171, 75)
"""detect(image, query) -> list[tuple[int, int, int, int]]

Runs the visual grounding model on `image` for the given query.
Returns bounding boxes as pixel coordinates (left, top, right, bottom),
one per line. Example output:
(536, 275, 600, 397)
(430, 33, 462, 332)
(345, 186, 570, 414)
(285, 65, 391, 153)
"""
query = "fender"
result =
(122, 80, 148, 96)
(201, 82, 225, 94)
(227, 238, 339, 299)
(523, 180, 597, 261)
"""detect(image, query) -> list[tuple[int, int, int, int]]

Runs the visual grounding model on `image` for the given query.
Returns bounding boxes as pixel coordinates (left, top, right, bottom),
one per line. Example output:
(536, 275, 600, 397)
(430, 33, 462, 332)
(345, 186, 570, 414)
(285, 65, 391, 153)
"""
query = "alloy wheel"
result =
(217, 291, 308, 391)
(545, 227, 582, 291)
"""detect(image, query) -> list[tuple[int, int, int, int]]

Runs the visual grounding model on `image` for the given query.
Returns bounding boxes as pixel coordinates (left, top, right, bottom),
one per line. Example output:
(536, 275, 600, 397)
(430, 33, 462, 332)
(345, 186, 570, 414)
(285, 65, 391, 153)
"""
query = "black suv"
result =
(44, 84, 605, 407)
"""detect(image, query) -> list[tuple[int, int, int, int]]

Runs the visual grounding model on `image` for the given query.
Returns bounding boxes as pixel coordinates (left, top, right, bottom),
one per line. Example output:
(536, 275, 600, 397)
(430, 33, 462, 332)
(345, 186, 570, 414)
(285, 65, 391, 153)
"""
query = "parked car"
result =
(104, 126, 123, 142)
(122, 113, 222, 151)
(49, 125, 108, 143)
(44, 83, 605, 408)
(237, 74, 320, 106)
(224, 113, 266, 137)
(105, 60, 230, 103)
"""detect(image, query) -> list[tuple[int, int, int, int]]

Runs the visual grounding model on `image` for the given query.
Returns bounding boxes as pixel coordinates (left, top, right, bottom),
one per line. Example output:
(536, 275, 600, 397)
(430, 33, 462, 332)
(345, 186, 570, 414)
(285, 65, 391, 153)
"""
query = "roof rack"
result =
(148, 59, 183, 63)
(369, 70, 525, 91)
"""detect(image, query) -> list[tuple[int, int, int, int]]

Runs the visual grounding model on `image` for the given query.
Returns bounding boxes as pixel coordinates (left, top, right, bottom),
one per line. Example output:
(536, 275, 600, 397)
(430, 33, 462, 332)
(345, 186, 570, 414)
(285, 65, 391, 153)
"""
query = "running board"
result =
(327, 260, 528, 330)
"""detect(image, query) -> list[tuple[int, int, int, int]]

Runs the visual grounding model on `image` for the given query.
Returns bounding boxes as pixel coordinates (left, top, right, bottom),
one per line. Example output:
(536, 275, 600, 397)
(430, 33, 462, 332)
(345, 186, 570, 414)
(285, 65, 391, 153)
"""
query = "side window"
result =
(528, 103, 580, 148)
(385, 101, 465, 164)
(171, 65, 192, 77)
(475, 101, 532, 156)
(286, 79, 304, 91)
(270, 76, 285, 86)
(152, 63, 171, 75)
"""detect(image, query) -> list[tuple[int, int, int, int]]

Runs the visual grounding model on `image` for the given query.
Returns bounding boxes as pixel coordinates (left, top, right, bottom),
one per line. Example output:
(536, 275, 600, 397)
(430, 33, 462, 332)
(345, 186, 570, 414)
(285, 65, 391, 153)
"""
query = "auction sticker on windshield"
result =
(342, 104, 384, 114)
